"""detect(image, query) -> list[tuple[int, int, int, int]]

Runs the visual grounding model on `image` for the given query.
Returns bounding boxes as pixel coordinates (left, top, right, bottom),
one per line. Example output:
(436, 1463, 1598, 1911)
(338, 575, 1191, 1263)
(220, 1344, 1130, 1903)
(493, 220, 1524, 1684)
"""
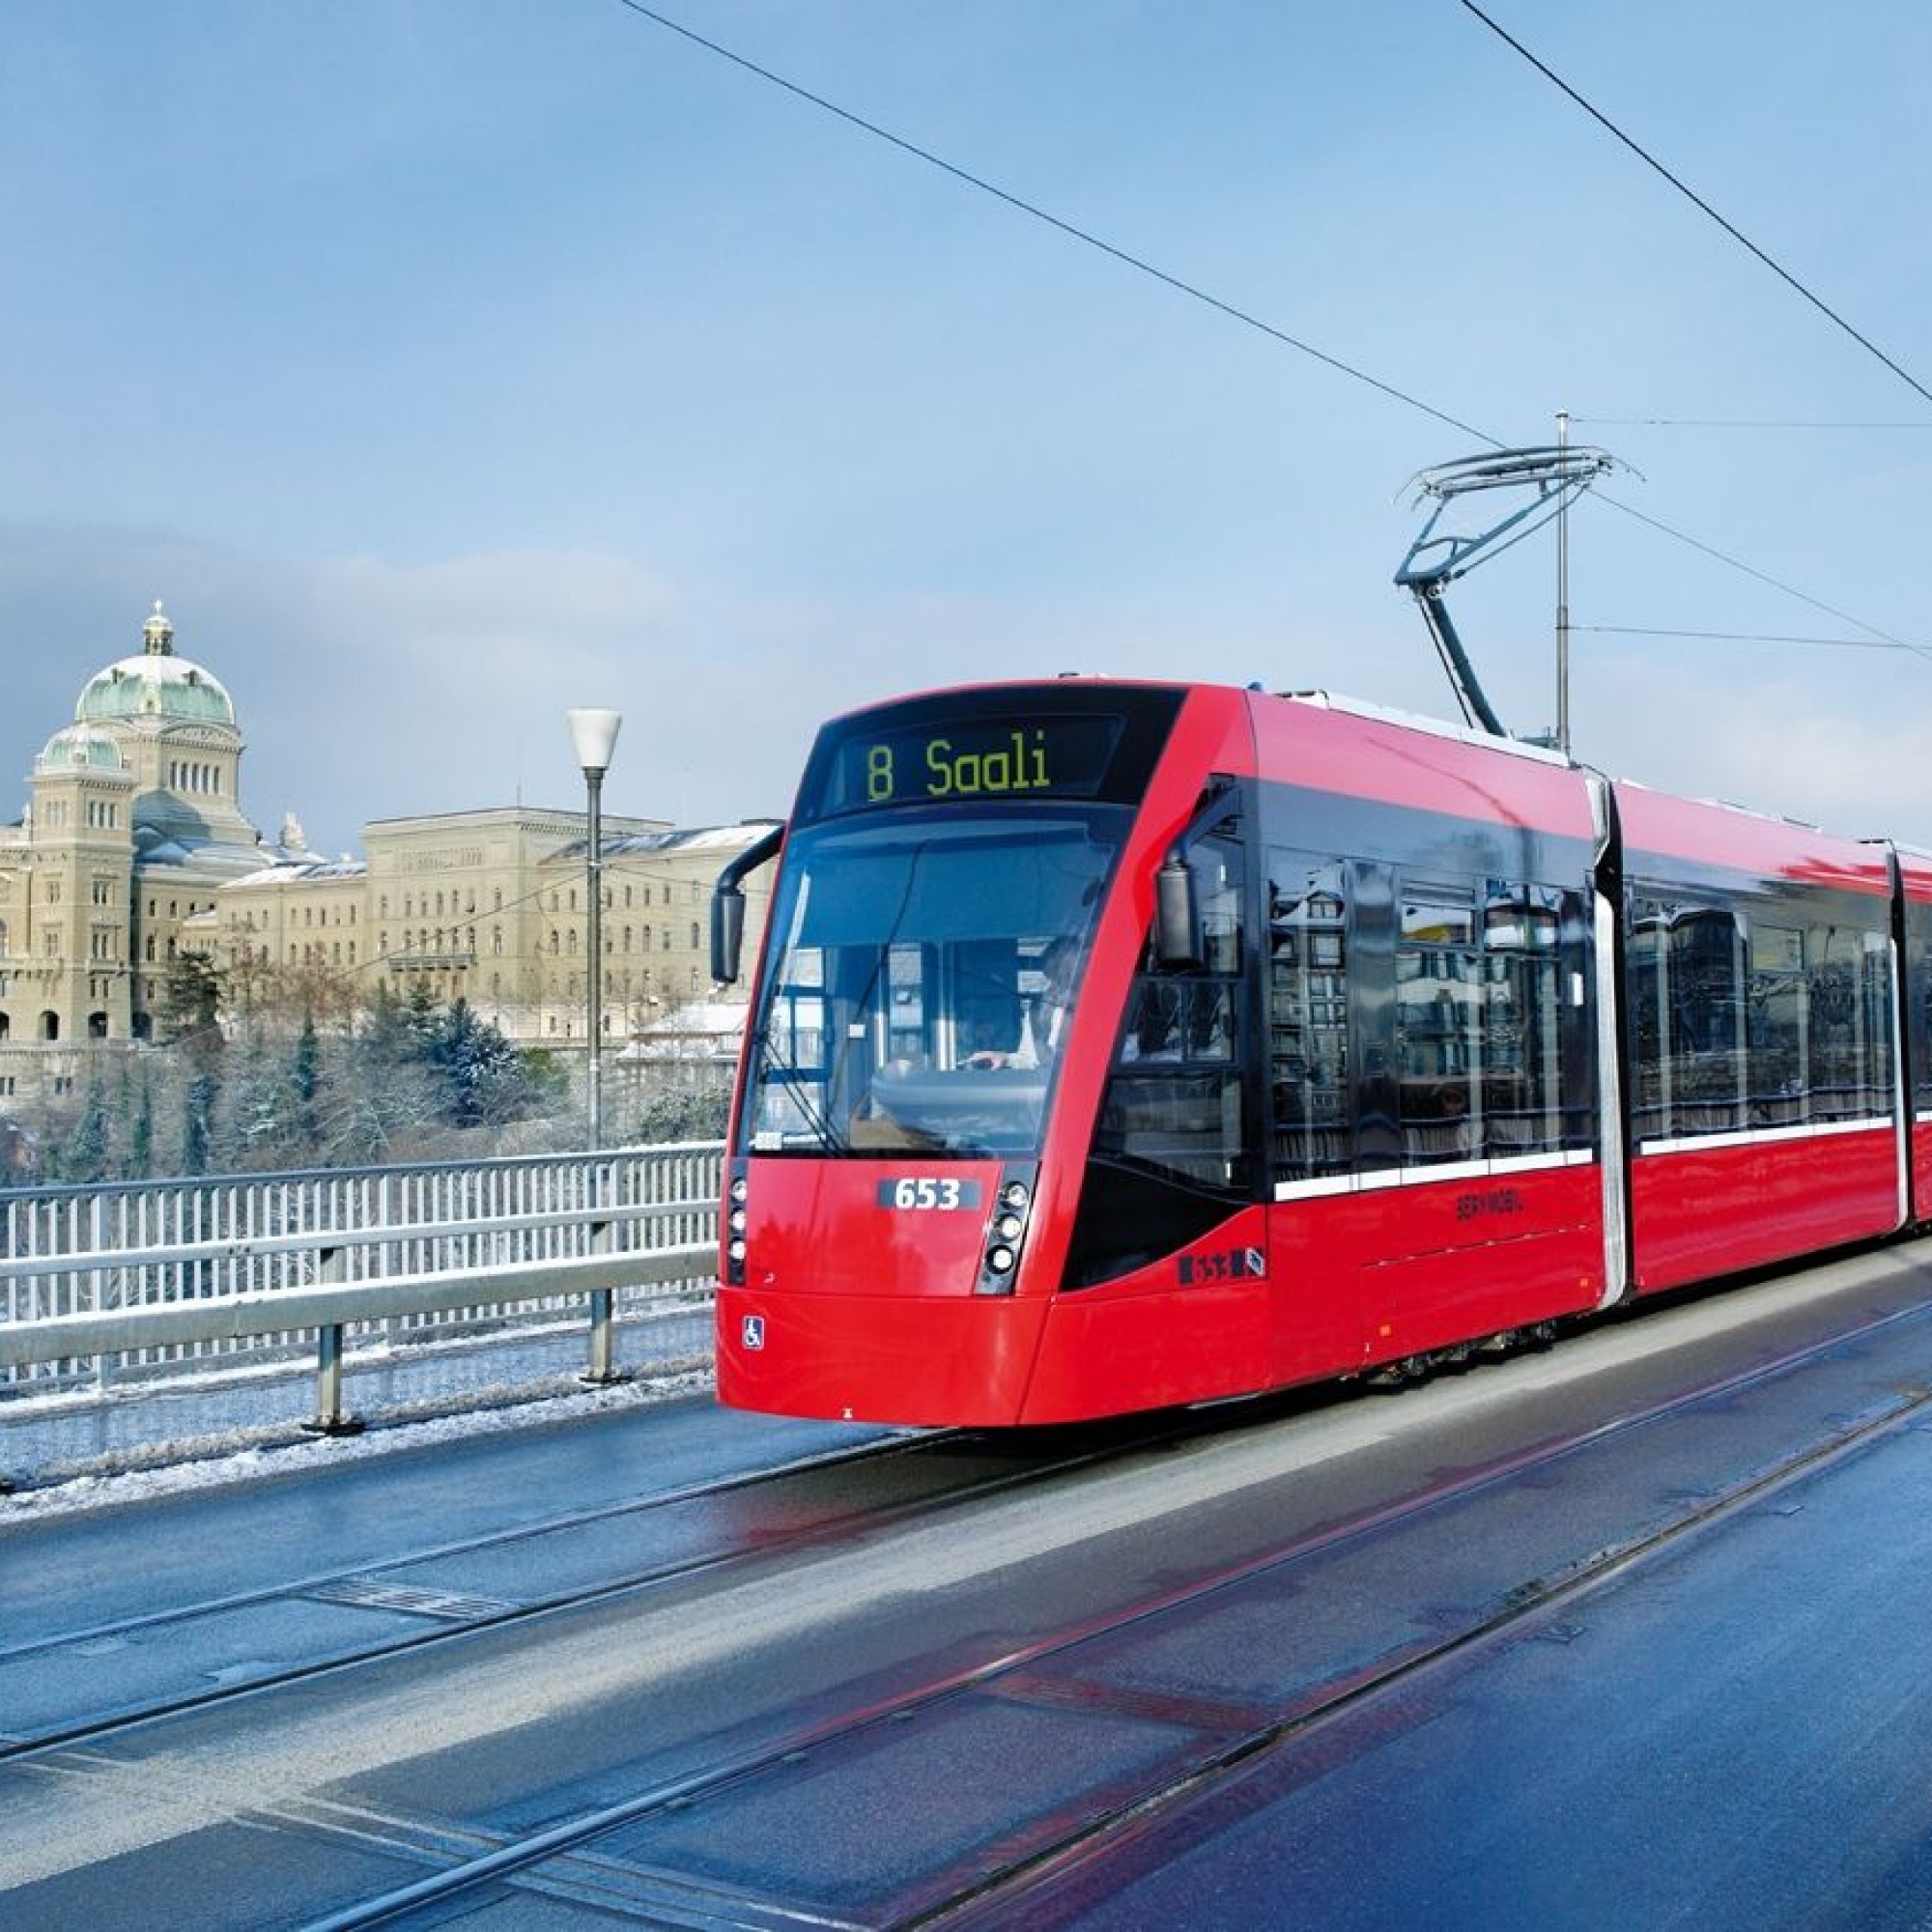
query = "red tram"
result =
(709, 679, 1932, 1426)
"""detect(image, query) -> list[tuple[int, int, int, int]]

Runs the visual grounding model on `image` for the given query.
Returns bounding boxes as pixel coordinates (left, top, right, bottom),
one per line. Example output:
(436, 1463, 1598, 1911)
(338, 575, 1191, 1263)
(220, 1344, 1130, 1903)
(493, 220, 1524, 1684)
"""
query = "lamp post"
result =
(566, 707, 622, 1147)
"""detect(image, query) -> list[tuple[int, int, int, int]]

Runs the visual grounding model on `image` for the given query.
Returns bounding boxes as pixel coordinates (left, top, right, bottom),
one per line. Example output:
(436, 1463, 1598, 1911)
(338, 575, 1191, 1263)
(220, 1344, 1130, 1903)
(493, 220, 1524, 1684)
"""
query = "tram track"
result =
(0, 1416, 1221, 1762)
(278, 1272, 1932, 1930)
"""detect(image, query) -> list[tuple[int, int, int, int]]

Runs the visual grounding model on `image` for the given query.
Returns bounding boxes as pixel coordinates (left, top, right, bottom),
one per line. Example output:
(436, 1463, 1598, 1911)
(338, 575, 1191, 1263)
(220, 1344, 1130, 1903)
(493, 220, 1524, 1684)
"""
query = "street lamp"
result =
(566, 707, 622, 1147)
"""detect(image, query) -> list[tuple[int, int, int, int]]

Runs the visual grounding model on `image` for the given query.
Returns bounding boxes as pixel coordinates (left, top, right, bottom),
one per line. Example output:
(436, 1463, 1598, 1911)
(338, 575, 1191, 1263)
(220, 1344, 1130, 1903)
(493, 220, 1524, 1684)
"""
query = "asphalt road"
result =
(7, 1241, 1932, 1929)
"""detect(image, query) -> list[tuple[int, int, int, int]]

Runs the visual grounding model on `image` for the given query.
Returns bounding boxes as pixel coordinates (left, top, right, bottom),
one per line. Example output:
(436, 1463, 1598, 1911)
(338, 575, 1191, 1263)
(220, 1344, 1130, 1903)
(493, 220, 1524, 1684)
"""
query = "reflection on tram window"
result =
(1267, 854, 1350, 1180)
(741, 809, 1123, 1158)
(1396, 882, 1567, 1168)
(1629, 892, 1892, 1143)
(1094, 823, 1250, 1195)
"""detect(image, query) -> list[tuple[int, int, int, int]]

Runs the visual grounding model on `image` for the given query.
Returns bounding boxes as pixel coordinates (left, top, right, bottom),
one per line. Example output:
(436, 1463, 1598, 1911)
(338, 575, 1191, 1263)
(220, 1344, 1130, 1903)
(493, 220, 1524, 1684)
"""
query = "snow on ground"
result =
(0, 1321, 714, 1520)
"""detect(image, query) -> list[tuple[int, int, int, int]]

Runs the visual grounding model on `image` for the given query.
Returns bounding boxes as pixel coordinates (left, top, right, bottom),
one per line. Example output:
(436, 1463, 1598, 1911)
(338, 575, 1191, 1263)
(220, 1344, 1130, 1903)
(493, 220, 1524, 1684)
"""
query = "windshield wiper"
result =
(750, 1024, 847, 1155)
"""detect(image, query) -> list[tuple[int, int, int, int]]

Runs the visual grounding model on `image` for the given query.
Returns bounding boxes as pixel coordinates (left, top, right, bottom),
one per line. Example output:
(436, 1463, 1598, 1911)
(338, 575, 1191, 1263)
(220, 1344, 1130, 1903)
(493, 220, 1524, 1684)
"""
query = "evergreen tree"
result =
(181, 1071, 217, 1175)
(293, 1013, 323, 1158)
(129, 1067, 155, 1178)
(161, 951, 225, 1043)
(59, 1077, 112, 1182)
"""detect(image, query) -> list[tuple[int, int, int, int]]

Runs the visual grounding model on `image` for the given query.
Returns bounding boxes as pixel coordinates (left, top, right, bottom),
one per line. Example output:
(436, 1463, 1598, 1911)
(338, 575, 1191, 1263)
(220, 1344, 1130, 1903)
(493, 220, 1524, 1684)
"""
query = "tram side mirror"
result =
(711, 886, 746, 985)
(709, 821, 785, 987)
(1155, 850, 1202, 969)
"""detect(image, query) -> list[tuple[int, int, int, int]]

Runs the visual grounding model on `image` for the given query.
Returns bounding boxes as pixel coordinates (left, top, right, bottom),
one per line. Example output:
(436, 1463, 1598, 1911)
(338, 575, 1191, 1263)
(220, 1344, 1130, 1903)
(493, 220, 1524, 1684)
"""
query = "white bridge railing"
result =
(0, 1144, 724, 1449)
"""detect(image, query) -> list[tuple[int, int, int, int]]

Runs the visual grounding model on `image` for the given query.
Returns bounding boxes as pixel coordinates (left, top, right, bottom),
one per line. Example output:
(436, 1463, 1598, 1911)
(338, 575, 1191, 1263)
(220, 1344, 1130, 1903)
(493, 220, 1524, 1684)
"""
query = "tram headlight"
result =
(979, 1164, 1036, 1294)
(724, 1166, 751, 1285)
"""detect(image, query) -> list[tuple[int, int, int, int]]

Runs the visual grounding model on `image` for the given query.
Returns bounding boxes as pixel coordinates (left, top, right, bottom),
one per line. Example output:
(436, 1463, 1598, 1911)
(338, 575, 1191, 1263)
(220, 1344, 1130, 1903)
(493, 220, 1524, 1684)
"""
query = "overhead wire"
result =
(1579, 625, 1932, 660)
(1457, 0, 1932, 411)
(1576, 417, 1932, 431)
(611, 0, 1497, 447)
(611, 2, 1930, 663)
(1590, 490, 1928, 656)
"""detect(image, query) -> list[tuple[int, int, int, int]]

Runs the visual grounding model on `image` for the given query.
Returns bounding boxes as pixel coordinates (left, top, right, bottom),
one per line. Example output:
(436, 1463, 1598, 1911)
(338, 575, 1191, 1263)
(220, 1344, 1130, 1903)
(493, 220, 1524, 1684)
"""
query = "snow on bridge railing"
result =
(0, 1144, 724, 1447)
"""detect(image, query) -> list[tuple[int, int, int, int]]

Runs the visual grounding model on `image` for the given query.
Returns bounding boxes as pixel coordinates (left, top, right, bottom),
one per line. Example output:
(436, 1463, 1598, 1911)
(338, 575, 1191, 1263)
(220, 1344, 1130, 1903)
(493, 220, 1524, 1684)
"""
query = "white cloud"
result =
(1577, 654, 1932, 844)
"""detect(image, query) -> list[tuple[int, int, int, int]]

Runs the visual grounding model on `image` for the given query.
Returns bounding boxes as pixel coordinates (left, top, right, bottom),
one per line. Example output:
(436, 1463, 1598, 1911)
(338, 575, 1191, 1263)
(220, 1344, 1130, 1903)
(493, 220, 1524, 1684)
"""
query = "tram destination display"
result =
(815, 712, 1125, 814)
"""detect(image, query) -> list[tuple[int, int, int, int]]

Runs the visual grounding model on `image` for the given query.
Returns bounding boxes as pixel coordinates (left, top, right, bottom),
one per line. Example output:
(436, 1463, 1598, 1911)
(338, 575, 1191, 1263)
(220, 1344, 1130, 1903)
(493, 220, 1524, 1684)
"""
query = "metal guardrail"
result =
(0, 1144, 724, 1459)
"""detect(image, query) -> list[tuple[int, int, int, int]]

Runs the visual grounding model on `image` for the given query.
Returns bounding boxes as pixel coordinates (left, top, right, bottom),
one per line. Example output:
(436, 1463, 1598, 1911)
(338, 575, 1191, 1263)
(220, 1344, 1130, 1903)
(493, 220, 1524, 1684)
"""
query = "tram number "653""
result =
(877, 1178, 982, 1211)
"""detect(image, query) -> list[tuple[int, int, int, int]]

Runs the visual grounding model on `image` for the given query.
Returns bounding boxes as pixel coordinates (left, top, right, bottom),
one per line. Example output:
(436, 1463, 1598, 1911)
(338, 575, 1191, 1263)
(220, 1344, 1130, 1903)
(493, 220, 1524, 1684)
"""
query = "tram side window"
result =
(1913, 903, 1932, 1119)
(1267, 854, 1350, 1180)
(1746, 923, 1805, 1125)
(1629, 899, 1746, 1140)
(1477, 884, 1568, 1157)
(1393, 882, 1567, 1167)
(1094, 829, 1249, 1195)
(1396, 892, 1480, 1162)
(1808, 926, 1891, 1121)
(1631, 893, 1893, 1143)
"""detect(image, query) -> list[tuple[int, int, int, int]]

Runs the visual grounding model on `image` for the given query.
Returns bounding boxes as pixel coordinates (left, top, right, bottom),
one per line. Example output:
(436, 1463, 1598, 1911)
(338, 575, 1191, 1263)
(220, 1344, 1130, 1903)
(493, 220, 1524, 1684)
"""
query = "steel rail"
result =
(294, 1284, 1932, 1930)
(0, 1413, 1223, 1765)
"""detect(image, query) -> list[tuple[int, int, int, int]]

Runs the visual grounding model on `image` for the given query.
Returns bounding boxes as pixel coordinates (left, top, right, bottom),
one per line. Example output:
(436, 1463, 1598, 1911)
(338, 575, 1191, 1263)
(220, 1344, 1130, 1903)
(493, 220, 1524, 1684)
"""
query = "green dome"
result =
(78, 655, 237, 725)
(36, 723, 128, 774)
(74, 602, 237, 729)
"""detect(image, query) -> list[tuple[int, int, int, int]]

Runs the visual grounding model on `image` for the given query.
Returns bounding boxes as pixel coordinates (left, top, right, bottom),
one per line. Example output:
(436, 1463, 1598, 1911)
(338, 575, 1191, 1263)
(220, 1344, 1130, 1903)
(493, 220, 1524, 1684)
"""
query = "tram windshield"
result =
(740, 807, 1124, 1157)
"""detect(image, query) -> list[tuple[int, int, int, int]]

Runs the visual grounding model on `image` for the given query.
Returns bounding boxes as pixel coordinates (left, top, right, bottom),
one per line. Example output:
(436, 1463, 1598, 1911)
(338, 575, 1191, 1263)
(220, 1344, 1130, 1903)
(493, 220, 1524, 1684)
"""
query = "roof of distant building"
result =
(225, 854, 368, 888)
(555, 819, 784, 865)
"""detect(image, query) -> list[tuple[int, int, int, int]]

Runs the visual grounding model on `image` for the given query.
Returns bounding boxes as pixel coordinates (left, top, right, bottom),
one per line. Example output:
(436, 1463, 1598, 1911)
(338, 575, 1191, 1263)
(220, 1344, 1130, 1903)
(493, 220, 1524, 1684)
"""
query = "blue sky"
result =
(6, 2, 1932, 856)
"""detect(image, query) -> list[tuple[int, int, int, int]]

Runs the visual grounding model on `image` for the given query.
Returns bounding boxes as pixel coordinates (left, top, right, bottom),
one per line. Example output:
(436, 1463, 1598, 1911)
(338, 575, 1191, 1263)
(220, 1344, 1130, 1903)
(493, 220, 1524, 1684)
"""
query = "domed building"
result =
(0, 603, 281, 1061)
(0, 601, 777, 1133)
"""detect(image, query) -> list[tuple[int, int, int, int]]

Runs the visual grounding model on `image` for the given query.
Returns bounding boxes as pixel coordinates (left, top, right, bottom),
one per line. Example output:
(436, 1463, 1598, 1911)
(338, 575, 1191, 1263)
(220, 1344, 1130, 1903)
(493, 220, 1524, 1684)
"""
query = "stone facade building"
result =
(0, 603, 278, 1097)
(0, 605, 776, 1112)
